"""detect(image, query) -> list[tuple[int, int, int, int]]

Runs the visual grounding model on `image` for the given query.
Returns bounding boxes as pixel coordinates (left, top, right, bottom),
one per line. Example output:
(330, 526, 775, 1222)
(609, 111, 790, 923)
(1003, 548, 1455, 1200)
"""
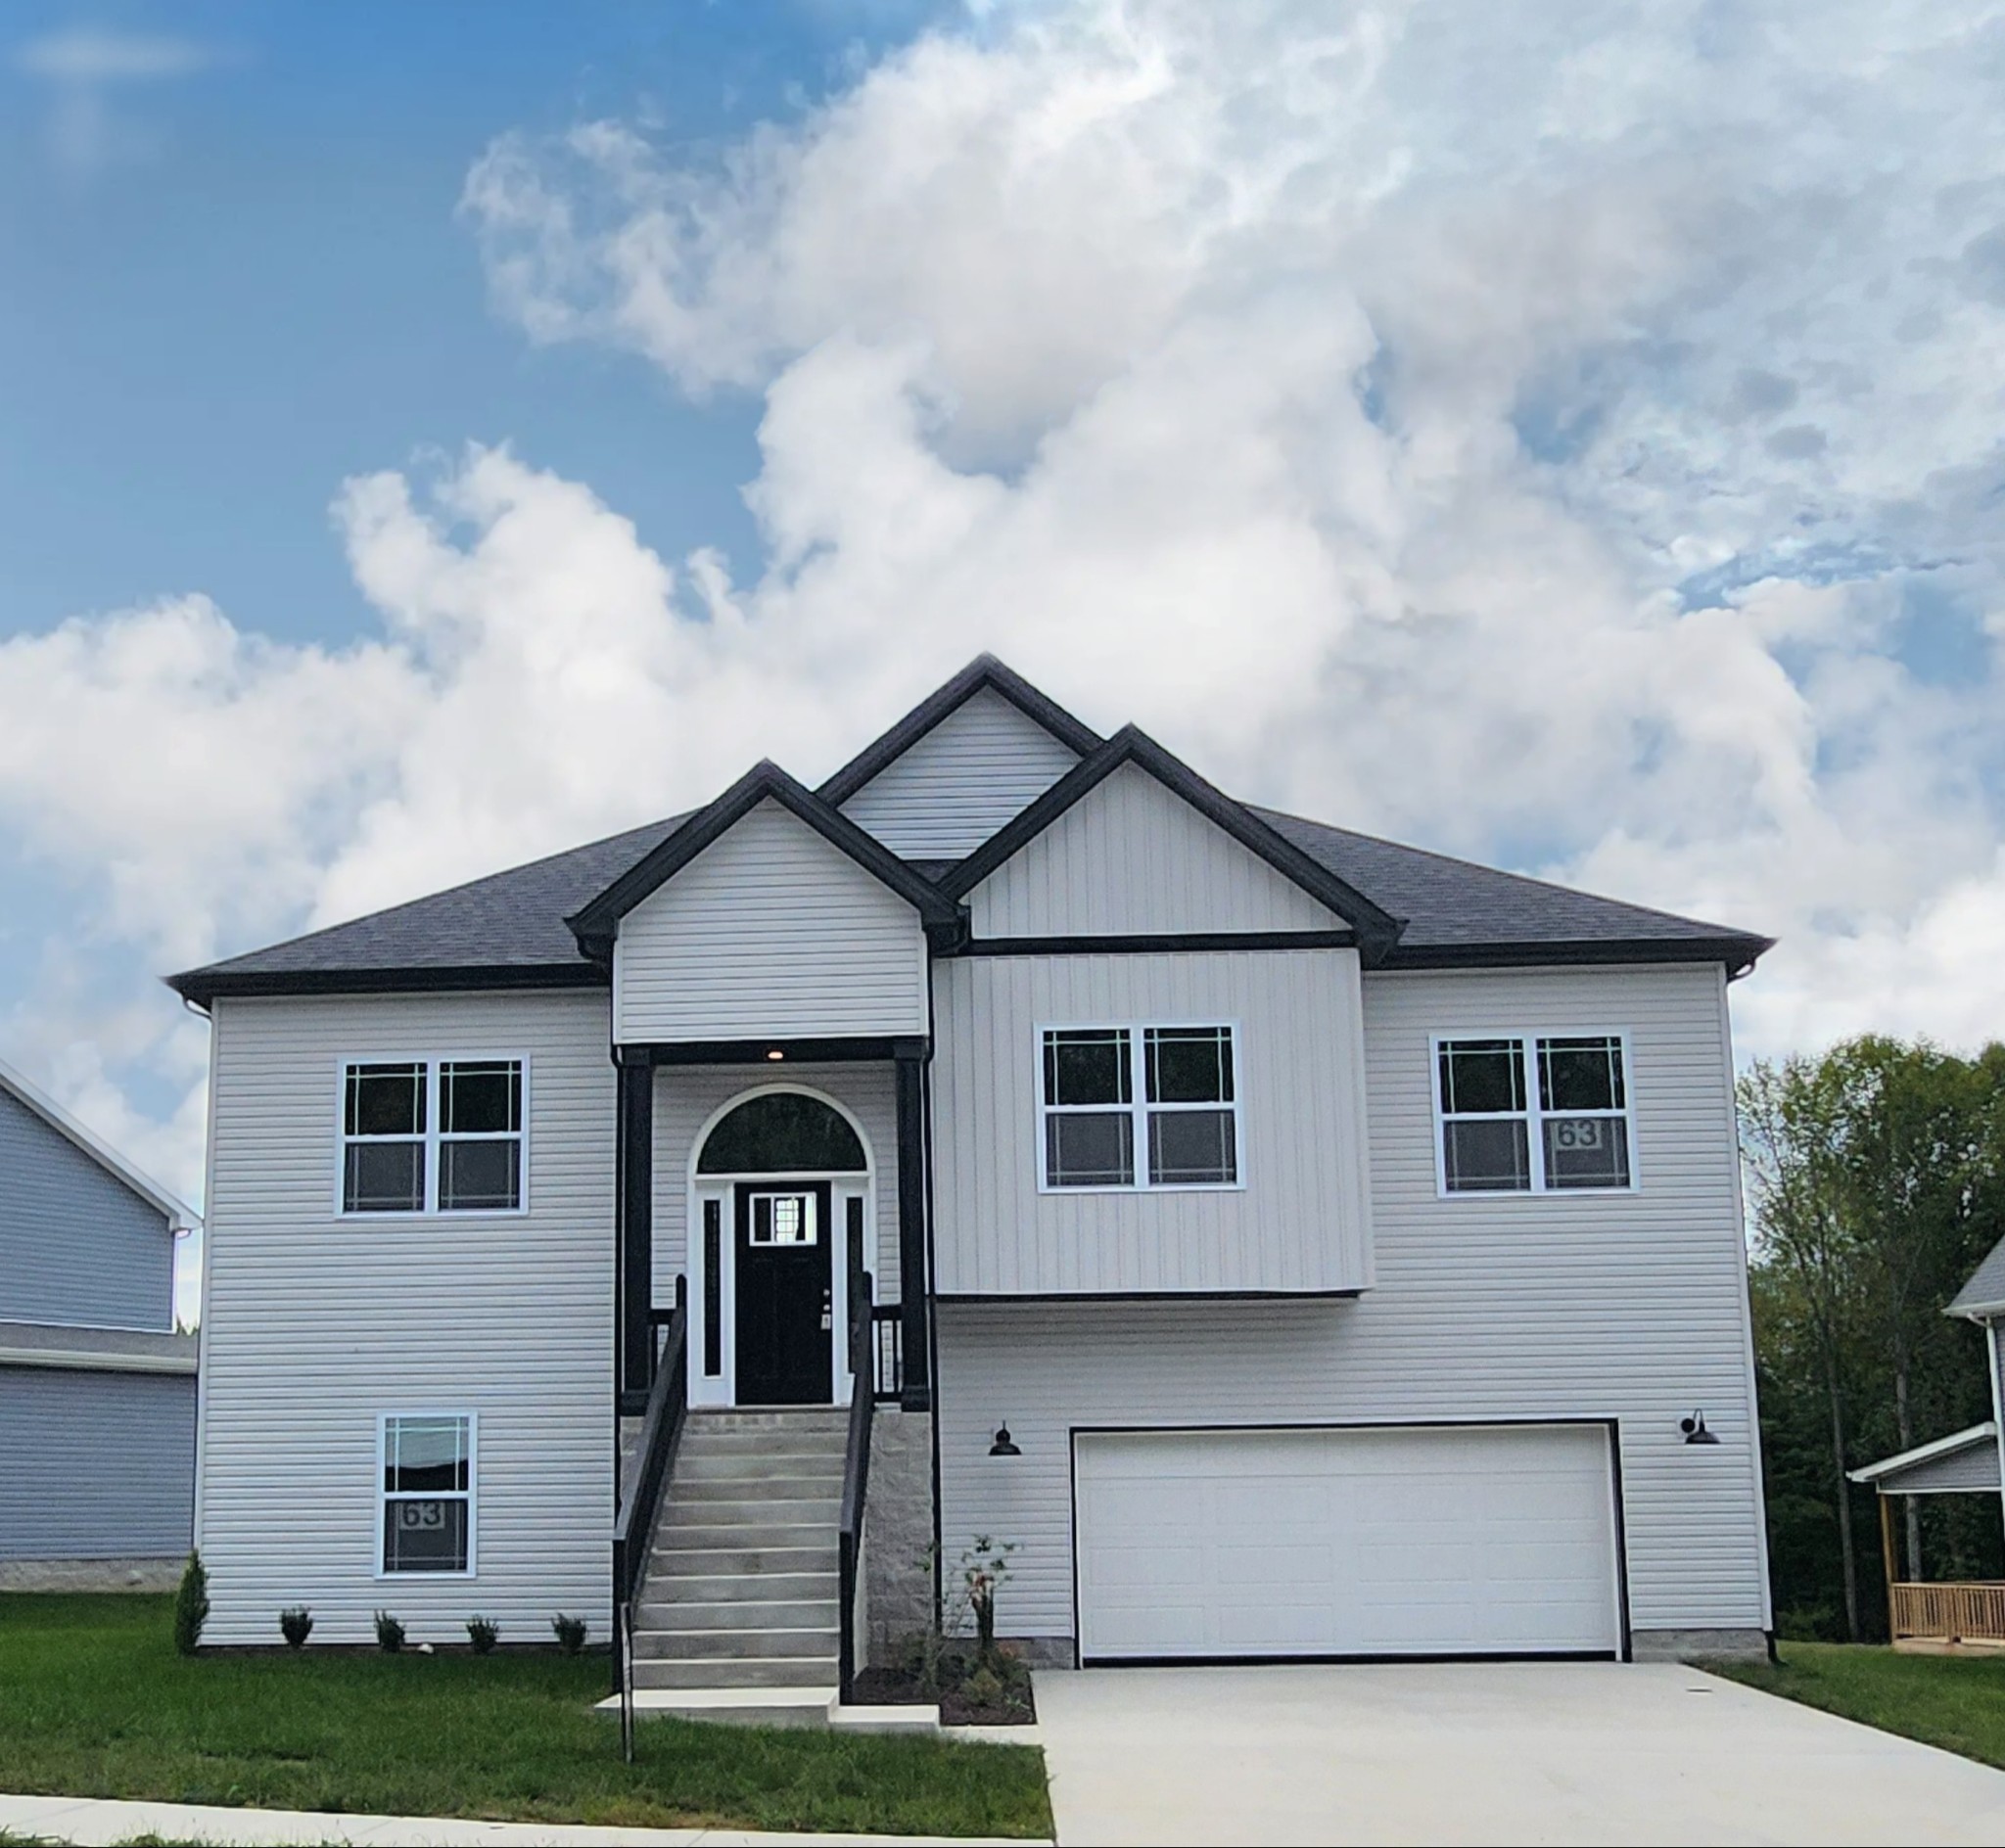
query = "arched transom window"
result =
(696, 1090, 867, 1175)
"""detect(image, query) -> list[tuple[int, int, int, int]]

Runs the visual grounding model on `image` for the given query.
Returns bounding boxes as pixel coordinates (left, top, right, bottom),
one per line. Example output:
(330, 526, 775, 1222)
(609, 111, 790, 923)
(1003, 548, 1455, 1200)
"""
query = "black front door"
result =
(734, 1182, 833, 1405)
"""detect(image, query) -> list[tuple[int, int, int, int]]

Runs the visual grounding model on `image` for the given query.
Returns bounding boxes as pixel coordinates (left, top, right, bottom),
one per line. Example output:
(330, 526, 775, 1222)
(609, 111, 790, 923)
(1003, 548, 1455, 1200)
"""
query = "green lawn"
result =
(1711, 1640, 2005, 1771)
(0, 1595, 1050, 1839)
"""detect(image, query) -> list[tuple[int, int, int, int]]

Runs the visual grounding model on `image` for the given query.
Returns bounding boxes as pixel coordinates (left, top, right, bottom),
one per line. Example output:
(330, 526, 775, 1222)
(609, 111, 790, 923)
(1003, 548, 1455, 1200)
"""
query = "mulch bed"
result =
(854, 1647, 1038, 1726)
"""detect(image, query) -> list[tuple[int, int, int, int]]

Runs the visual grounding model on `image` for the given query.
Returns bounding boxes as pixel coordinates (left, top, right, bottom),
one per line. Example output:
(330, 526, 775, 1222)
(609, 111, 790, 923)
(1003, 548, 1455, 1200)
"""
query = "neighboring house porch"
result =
(1851, 1423, 2005, 1651)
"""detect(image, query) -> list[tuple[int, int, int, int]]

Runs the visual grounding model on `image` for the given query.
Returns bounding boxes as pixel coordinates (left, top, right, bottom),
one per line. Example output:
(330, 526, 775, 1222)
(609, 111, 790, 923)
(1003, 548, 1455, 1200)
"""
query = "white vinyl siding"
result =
(195, 990, 614, 1645)
(967, 763, 1345, 938)
(1074, 1425, 1621, 1660)
(614, 799, 927, 1043)
(651, 1063, 901, 1306)
(936, 963, 1770, 1644)
(838, 686, 1081, 858)
(931, 950, 1371, 1295)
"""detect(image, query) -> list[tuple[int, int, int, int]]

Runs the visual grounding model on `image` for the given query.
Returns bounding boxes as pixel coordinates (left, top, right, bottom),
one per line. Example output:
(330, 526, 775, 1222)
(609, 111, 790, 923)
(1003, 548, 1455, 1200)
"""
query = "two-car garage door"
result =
(1075, 1423, 1622, 1661)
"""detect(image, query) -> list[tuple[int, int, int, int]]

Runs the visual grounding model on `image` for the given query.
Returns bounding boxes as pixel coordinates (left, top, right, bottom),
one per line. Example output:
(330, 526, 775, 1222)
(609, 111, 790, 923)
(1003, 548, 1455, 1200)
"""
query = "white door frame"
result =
(684, 1084, 877, 1409)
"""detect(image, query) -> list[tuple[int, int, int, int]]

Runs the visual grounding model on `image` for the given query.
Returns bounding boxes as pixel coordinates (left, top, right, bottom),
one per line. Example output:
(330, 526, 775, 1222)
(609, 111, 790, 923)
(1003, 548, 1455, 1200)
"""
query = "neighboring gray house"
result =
(170, 657, 1775, 1716)
(1849, 1237, 2005, 1647)
(0, 1057, 199, 1588)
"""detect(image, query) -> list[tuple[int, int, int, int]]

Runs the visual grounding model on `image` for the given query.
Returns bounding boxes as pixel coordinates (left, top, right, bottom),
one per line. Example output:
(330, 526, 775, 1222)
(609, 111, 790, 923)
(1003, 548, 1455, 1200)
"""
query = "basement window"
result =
(379, 1412, 475, 1575)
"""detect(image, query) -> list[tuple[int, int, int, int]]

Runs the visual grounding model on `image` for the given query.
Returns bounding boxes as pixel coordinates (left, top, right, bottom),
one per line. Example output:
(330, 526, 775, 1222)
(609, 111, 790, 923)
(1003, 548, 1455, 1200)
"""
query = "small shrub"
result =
(278, 1605, 313, 1649)
(466, 1615, 499, 1654)
(172, 1551, 210, 1656)
(959, 1534, 1017, 1664)
(373, 1609, 405, 1652)
(551, 1612, 587, 1654)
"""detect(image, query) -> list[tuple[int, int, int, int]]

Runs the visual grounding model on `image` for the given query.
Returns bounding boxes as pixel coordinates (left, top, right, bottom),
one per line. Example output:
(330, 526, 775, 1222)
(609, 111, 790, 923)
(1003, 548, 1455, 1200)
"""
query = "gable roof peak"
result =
(816, 655, 1102, 806)
(0, 1055, 199, 1230)
(938, 720, 1406, 959)
(567, 754, 959, 953)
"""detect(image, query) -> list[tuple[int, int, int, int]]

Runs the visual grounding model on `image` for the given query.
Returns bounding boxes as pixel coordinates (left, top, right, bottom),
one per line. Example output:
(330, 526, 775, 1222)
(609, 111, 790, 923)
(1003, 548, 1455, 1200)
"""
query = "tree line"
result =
(1741, 1036, 2005, 1640)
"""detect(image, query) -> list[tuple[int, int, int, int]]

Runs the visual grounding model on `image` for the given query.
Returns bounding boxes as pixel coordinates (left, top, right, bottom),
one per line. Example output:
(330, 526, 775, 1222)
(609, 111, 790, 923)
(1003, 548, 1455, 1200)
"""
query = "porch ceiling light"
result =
(989, 1423, 1021, 1457)
(766, 1048, 785, 1060)
(1680, 1409, 1720, 1446)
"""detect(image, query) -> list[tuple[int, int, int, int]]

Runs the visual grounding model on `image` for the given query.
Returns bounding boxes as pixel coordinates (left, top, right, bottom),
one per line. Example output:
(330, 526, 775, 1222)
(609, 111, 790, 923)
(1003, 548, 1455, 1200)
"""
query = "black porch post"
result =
(894, 1043, 932, 1409)
(617, 1055, 654, 1409)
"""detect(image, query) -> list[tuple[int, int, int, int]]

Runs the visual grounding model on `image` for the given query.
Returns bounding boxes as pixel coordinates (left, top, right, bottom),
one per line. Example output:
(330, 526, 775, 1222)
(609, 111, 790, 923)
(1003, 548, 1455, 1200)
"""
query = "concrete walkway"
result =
(1033, 1660, 2005, 1846)
(0, 1792, 1043, 1847)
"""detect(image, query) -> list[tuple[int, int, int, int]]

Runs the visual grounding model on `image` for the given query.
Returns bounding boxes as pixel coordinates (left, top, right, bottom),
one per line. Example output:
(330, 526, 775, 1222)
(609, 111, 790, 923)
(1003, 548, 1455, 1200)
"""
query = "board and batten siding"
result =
(614, 799, 927, 1044)
(966, 763, 1345, 938)
(936, 963, 1770, 1644)
(930, 949, 1373, 1295)
(651, 1063, 901, 1306)
(838, 686, 1082, 859)
(0, 1085, 174, 1330)
(0, 1366, 195, 1557)
(196, 991, 615, 1645)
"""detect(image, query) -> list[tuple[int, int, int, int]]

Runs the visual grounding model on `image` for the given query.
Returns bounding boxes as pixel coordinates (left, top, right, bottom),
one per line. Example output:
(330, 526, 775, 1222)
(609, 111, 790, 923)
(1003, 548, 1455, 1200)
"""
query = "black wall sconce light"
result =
(1680, 1409, 1720, 1446)
(989, 1423, 1021, 1456)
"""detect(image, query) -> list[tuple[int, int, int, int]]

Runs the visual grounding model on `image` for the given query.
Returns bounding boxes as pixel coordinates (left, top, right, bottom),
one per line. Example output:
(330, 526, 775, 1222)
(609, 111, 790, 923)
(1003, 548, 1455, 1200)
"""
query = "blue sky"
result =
(1, 2, 937, 649)
(2, 2, 2003, 1311)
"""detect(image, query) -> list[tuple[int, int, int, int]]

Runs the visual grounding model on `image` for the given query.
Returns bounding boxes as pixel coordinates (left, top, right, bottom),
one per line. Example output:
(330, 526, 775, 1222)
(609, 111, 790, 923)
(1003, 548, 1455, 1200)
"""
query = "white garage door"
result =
(1075, 1423, 1621, 1661)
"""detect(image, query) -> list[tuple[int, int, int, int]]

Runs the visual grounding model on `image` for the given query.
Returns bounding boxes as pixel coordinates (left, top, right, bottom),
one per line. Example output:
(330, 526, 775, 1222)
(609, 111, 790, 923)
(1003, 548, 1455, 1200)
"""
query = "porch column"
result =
(894, 1041, 932, 1410)
(616, 1054, 654, 1410)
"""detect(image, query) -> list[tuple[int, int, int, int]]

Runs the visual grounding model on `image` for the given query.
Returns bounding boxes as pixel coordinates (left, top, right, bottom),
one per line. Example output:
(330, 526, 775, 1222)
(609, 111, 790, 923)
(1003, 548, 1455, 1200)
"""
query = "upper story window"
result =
(379, 1412, 474, 1575)
(342, 1059, 524, 1215)
(1040, 1025, 1240, 1191)
(1433, 1034, 1633, 1195)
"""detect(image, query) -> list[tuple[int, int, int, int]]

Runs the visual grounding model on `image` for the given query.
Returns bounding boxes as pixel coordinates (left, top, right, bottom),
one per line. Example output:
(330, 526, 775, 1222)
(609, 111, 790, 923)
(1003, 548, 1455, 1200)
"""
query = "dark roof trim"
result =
(617, 1035, 929, 1068)
(816, 654, 1103, 807)
(568, 761, 961, 954)
(936, 725, 1405, 962)
(168, 962, 606, 1010)
(955, 931, 1355, 957)
(1378, 936, 1774, 977)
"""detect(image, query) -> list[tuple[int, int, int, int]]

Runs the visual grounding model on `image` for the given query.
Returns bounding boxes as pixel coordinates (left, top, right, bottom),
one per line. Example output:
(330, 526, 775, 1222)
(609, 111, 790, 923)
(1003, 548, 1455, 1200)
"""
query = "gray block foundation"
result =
(864, 1408, 935, 1656)
(0, 1555, 185, 1592)
(1631, 1628, 1771, 1663)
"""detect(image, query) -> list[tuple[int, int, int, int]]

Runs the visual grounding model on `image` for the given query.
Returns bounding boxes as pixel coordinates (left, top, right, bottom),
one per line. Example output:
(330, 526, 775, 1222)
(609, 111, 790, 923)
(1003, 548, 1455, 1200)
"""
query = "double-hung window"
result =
(1040, 1025, 1239, 1190)
(1434, 1034, 1633, 1194)
(342, 1058, 525, 1214)
(379, 1412, 474, 1574)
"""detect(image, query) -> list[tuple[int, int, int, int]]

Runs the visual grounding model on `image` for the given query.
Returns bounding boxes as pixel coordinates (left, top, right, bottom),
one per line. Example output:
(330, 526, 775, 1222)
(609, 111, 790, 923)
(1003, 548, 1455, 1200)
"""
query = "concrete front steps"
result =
(622, 1407, 939, 1729)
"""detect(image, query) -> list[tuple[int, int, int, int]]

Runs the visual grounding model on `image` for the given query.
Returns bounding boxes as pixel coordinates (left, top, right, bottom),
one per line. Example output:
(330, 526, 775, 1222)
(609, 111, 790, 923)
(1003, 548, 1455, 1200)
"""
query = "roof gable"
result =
(940, 726, 1404, 958)
(0, 1056, 198, 1230)
(838, 684, 1086, 858)
(568, 761, 959, 957)
(817, 655, 1102, 808)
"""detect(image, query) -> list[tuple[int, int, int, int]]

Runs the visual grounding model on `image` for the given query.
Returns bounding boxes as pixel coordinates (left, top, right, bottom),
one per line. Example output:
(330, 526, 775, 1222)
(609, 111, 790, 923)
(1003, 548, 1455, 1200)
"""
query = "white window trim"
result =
(374, 1409, 478, 1580)
(1035, 1020, 1246, 1194)
(1428, 1031, 1639, 1199)
(335, 1055, 532, 1219)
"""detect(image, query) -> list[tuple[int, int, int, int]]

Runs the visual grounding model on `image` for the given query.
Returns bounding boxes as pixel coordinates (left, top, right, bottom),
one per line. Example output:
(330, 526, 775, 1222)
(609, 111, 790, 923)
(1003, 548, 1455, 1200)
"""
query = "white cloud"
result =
(15, 27, 215, 82)
(5, 0, 2005, 1233)
(15, 25, 221, 174)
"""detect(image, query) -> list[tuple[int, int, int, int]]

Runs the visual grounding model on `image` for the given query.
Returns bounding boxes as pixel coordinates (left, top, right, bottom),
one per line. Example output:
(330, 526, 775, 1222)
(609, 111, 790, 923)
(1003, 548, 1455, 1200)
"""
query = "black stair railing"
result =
(837, 1259, 877, 1704)
(612, 1274, 688, 1741)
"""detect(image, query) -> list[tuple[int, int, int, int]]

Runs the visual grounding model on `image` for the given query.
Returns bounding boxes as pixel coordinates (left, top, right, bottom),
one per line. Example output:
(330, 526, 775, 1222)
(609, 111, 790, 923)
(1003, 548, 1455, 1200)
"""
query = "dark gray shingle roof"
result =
(1949, 1234, 2005, 1318)
(169, 795, 1767, 1008)
(1252, 809, 1769, 964)
(168, 814, 688, 1005)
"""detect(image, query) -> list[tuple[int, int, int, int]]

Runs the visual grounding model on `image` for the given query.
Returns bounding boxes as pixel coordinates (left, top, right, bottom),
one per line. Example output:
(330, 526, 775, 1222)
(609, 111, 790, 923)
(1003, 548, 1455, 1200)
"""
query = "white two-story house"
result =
(171, 658, 1774, 1709)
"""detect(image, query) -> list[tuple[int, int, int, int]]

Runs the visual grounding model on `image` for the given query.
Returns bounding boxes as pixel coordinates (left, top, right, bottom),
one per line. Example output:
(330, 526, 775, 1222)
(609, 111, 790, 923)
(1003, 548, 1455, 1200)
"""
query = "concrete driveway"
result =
(1032, 1661, 2005, 1846)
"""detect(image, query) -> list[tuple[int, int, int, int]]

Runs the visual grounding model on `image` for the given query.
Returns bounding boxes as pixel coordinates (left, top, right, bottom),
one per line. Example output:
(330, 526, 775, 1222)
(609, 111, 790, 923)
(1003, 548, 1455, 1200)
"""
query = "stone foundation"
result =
(0, 1556, 185, 1593)
(865, 1408, 935, 1657)
(1631, 1627, 1772, 1664)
